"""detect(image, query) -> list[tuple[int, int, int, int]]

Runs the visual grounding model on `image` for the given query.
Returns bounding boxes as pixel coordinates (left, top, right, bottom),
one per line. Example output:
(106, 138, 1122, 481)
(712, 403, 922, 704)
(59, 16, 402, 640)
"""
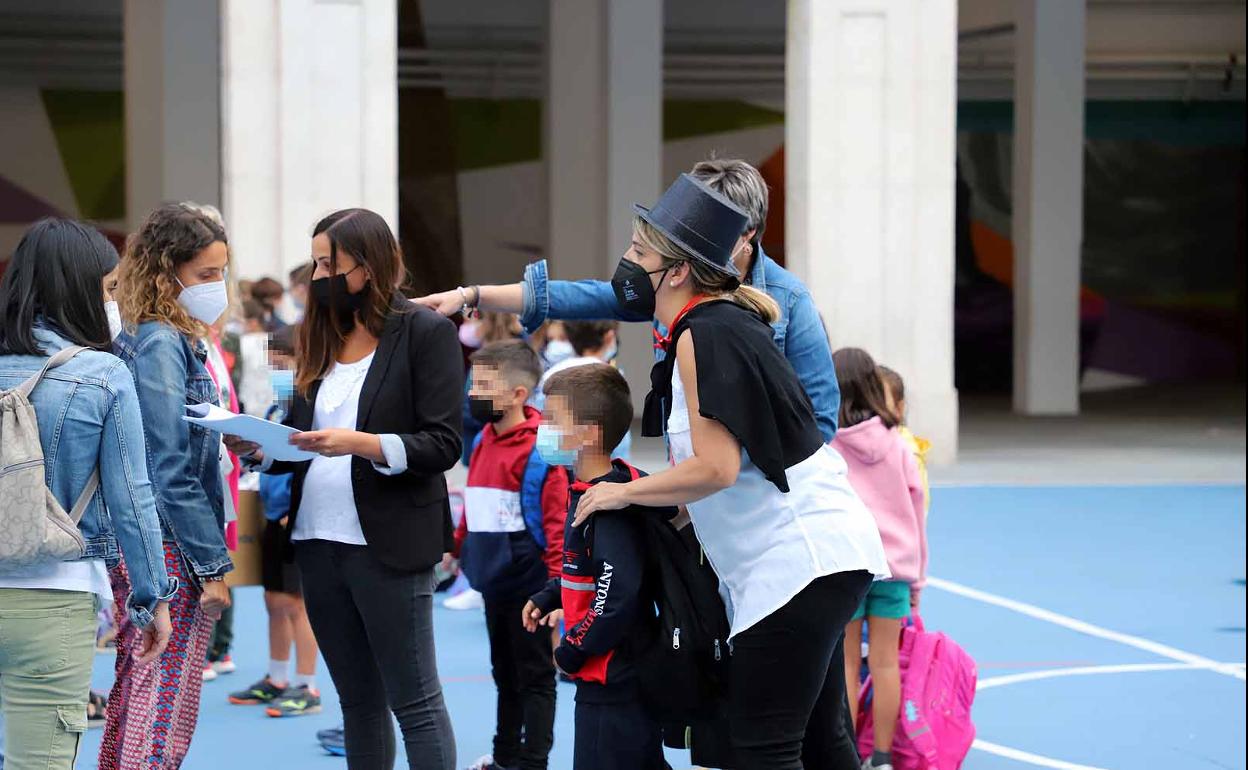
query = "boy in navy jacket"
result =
(523, 364, 672, 770)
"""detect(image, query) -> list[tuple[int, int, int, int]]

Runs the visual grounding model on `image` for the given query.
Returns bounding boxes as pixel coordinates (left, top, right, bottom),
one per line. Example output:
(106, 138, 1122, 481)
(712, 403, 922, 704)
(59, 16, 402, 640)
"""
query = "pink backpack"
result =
(856, 615, 977, 769)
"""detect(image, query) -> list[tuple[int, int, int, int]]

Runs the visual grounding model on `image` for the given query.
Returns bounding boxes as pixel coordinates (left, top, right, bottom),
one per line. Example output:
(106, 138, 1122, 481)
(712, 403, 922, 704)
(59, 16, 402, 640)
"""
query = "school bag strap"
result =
(13, 345, 88, 398)
(469, 430, 554, 549)
(12, 345, 101, 523)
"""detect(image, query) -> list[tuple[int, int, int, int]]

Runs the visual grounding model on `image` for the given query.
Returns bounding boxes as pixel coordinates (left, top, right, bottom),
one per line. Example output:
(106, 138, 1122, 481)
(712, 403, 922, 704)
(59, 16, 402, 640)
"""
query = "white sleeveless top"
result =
(668, 361, 889, 639)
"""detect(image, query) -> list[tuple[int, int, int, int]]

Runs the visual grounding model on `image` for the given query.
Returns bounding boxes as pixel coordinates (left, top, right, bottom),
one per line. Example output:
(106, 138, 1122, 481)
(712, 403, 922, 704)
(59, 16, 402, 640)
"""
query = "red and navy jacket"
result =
(530, 461, 673, 696)
(455, 406, 569, 600)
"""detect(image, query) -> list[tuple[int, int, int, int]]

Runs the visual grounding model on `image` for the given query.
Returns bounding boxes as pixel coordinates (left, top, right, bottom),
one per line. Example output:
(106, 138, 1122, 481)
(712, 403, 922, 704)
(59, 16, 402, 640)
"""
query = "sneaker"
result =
(319, 726, 346, 756)
(228, 677, 287, 705)
(316, 725, 344, 744)
(862, 760, 894, 770)
(465, 755, 511, 770)
(211, 655, 236, 675)
(265, 685, 323, 718)
(443, 588, 484, 611)
(202, 664, 218, 682)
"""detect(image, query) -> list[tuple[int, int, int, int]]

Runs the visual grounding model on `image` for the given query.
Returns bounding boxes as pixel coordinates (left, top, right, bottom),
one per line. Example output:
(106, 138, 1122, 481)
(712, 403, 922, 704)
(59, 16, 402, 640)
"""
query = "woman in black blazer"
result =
(227, 208, 462, 770)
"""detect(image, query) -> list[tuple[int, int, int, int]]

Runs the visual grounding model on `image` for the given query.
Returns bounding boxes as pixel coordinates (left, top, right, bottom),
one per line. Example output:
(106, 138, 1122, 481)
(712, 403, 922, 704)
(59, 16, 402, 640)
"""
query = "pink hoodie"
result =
(832, 416, 927, 593)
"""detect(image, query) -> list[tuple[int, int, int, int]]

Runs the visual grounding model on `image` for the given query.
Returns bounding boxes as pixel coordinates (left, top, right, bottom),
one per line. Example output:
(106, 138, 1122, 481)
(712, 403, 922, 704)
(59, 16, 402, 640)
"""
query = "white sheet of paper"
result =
(183, 403, 317, 462)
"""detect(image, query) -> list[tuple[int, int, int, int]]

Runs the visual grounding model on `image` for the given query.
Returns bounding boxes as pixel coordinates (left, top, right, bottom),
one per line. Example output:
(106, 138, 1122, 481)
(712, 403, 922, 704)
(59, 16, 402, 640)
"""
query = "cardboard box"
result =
(225, 491, 265, 588)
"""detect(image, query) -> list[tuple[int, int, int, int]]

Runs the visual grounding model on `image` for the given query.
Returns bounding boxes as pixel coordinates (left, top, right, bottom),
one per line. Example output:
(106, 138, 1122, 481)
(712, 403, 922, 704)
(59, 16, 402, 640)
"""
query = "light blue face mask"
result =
(543, 339, 576, 367)
(535, 423, 578, 467)
(270, 368, 295, 402)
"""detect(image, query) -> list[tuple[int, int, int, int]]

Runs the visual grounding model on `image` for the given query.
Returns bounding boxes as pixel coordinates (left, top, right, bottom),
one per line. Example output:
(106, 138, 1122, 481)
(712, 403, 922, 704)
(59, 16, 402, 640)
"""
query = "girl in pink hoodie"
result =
(830, 348, 927, 770)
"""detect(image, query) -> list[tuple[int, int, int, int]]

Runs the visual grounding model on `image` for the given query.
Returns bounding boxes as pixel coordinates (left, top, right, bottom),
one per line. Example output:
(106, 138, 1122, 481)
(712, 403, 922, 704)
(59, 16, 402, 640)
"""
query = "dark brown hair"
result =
(242, 299, 267, 322)
(563, 320, 618, 357)
(544, 364, 633, 453)
(833, 347, 897, 429)
(296, 208, 404, 394)
(251, 277, 284, 310)
(270, 324, 297, 357)
(878, 364, 906, 425)
(470, 339, 542, 393)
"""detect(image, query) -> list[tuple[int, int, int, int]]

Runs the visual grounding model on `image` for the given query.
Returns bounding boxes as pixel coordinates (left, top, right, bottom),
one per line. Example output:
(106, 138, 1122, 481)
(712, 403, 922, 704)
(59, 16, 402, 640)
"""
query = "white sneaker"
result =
(211, 655, 236, 675)
(464, 754, 497, 770)
(862, 760, 893, 770)
(443, 588, 484, 611)
(202, 665, 218, 682)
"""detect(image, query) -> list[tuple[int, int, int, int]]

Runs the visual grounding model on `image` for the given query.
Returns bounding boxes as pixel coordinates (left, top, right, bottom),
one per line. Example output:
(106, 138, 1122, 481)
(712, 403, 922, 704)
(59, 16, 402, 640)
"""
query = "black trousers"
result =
(296, 539, 456, 770)
(573, 689, 668, 770)
(729, 570, 873, 770)
(483, 594, 556, 770)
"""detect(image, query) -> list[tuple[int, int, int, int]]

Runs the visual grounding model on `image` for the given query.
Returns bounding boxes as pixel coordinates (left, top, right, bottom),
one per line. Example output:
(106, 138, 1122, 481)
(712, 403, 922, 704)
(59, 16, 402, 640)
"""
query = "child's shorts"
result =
(851, 580, 911, 620)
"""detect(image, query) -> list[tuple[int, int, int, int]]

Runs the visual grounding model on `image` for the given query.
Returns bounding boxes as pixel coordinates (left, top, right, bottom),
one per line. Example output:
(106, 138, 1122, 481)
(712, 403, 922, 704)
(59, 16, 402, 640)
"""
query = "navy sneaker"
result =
(318, 726, 345, 756)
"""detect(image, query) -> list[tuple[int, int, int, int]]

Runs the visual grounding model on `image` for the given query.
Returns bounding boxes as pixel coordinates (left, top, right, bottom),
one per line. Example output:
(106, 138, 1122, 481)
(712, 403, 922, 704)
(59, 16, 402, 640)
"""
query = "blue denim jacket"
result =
(0, 327, 176, 626)
(519, 247, 841, 440)
(114, 321, 232, 579)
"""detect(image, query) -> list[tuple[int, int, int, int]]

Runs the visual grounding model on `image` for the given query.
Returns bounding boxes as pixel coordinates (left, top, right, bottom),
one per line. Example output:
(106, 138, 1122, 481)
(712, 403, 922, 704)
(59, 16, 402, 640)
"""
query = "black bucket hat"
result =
(633, 173, 749, 279)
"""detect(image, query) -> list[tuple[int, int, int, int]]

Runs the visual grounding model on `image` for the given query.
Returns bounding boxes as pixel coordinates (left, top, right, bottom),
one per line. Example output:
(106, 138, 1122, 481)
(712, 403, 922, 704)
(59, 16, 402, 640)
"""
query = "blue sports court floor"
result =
(65, 483, 1244, 769)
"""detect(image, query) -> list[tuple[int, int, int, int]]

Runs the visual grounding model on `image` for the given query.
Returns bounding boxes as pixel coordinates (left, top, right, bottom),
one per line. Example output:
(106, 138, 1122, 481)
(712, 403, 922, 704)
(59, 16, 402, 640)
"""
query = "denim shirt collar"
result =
(749, 245, 770, 292)
(31, 322, 71, 353)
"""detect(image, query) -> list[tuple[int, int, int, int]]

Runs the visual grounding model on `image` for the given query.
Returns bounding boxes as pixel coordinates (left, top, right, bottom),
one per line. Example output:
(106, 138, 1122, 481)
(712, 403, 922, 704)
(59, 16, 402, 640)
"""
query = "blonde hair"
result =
(119, 203, 229, 338)
(633, 216, 780, 324)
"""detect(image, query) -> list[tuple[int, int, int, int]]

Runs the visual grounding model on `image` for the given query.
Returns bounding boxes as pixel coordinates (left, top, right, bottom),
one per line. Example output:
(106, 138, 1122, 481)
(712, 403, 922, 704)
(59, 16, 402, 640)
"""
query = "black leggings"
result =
(729, 570, 873, 769)
(296, 539, 456, 770)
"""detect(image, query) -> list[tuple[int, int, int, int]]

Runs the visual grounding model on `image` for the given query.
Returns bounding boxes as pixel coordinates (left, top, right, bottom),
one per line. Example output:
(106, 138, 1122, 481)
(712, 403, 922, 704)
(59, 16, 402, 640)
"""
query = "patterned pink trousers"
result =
(98, 543, 215, 769)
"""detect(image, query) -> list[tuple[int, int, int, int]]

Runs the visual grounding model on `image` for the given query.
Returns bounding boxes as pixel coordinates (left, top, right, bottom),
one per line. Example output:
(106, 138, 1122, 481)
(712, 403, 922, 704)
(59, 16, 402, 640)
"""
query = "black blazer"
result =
(270, 297, 464, 572)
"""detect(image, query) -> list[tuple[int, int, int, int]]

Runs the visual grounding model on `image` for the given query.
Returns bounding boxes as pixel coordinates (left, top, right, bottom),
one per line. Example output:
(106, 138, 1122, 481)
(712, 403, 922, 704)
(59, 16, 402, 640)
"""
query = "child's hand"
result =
(910, 591, 921, 612)
(522, 600, 546, 633)
(542, 609, 563, 628)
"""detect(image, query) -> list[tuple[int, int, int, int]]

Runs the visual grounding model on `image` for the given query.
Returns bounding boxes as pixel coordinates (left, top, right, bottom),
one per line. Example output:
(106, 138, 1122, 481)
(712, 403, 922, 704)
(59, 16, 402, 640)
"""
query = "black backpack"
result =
(638, 515, 732, 724)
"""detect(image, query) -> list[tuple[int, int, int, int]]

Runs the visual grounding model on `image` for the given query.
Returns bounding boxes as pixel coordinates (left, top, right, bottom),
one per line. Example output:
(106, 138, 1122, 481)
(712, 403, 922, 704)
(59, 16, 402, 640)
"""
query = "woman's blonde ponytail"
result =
(730, 283, 780, 324)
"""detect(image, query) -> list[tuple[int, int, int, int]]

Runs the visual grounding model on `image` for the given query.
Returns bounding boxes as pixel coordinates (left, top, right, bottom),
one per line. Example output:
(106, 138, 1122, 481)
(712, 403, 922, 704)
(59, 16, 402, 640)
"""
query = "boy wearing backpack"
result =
(455, 340, 569, 770)
(523, 364, 673, 770)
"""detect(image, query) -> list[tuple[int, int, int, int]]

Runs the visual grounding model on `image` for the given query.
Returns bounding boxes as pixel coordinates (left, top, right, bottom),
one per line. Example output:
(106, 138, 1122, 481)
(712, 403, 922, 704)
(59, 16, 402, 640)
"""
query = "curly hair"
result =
(119, 203, 229, 337)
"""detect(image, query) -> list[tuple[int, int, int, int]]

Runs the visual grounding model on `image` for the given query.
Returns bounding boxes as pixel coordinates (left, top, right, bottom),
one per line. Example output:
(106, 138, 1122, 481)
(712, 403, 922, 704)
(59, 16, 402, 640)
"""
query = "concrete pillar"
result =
(786, 0, 960, 462)
(124, 0, 222, 231)
(546, 0, 663, 412)
(1012, 0, 1086, 415)
(220, 0, 397, 280)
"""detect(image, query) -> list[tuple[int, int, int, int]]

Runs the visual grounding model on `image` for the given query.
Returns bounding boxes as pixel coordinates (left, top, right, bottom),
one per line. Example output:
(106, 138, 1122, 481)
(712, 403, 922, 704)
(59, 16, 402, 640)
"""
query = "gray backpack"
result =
(0, 346, 100, 568)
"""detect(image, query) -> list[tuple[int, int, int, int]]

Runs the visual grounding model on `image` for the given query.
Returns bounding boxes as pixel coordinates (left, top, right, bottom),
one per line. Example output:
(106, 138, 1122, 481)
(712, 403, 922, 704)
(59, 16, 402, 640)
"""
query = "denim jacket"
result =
(0, 327, 176, 626)
(519, 246, 841, 441)
(114, 321, 232, 579)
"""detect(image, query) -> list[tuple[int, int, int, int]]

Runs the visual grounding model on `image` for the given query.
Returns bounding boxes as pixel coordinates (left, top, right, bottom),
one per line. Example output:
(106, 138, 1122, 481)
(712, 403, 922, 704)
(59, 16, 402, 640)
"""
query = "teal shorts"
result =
(851, 580, 911, 620)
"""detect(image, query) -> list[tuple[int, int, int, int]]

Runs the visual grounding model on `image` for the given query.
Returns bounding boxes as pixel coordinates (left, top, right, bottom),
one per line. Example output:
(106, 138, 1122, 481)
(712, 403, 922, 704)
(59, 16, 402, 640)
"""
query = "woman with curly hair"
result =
(98, 203, 234, 770)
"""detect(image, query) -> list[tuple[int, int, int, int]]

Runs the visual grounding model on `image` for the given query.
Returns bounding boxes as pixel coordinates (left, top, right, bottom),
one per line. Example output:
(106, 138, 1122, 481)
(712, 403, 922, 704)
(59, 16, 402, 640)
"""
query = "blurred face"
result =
(730, 229, 756, 277)
(175, 241, 229, 288)
(469, 364, 527, 414)
(268, 350, 295, 371)
(546, 321, 567, 343)
(102, 266, 120, 302)
(311, 234, 370, 293)
(541, 394, 598, 456)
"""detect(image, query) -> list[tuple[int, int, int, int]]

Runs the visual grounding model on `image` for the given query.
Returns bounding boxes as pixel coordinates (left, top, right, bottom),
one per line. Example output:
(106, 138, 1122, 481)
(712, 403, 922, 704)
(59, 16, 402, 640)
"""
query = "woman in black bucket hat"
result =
(573, 174, 889, 769)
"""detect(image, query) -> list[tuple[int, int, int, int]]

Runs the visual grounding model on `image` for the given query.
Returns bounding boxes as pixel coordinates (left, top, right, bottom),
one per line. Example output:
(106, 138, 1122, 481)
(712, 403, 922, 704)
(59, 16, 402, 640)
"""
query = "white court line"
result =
(927, 576, 1247, 681)
(972, 739, 1110, 770)
(978, 661, 1246, 690)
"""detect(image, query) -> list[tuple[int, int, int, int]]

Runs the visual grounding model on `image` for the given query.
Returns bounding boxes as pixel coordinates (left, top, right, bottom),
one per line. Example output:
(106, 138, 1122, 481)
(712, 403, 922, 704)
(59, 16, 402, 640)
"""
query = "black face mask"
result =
(611, 258, 668, 318)
(311, 266, 367, 332)
(468, 396, 505, 424)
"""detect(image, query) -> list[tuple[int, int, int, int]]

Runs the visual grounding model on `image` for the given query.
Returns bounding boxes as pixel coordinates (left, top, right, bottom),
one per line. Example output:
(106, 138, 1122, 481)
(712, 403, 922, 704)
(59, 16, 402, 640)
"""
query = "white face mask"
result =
(105, 300, 123, 341)
(543, 339, 576, 367)
(176, 278, 229, 326)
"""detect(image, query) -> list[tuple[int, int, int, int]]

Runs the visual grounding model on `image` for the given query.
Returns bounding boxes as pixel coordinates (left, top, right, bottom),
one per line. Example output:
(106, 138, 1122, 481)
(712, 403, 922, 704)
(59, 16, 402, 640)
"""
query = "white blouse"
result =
(667, 360, 889, 639)
(292, 353, 375, 545)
